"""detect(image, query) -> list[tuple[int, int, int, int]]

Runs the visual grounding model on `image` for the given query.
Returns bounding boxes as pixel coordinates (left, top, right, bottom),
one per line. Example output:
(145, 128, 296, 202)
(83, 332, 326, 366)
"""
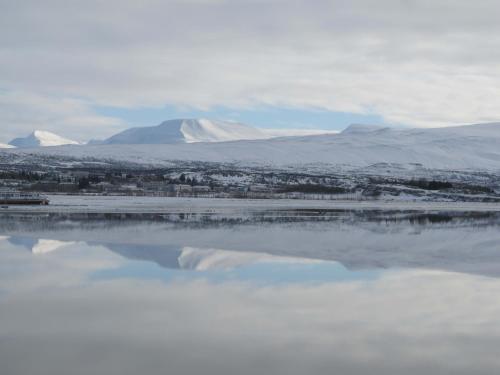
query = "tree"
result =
(78, 177, 90, 190)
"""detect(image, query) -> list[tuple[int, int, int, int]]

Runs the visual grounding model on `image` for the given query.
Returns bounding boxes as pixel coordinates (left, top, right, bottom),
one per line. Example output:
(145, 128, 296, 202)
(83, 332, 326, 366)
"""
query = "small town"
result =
(0, 164, 366, 200)
(1, 161, 499, 203)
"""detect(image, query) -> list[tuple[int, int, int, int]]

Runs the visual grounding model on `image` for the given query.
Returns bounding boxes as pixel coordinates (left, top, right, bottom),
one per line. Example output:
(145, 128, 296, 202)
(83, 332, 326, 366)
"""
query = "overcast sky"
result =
(2, 0, 500, 142)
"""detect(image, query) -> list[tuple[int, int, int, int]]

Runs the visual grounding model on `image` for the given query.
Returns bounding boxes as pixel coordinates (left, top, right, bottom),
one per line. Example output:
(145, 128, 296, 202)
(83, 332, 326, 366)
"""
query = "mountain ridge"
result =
(9, 130, 79, 148)
(102, 118, 270, 145)
(3, 122, 500, 171)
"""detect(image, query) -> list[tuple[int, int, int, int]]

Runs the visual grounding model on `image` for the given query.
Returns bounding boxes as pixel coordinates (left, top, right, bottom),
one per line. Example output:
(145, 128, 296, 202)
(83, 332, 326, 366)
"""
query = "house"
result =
(192, 185, 211, 194)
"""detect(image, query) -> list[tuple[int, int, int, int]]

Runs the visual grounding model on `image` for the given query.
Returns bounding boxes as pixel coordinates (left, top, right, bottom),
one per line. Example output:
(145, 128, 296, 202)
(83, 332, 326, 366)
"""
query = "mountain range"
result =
(4, 119, 336, 148)
(2, 120, 500, 172)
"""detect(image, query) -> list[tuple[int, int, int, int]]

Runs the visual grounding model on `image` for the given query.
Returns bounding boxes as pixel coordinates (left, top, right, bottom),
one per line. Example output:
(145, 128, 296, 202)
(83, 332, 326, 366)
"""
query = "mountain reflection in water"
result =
(1, 210, 500, 375)
(1, 209, 499, 277)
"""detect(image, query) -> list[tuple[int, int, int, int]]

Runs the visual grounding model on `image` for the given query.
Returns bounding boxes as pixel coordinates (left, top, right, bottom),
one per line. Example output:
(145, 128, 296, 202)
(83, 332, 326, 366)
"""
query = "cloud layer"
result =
(2, 0, 500, 139)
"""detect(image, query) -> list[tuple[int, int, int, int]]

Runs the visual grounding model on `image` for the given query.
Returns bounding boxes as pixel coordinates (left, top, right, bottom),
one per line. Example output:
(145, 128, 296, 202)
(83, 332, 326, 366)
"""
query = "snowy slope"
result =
(103, 118, 270, 144)
(9, 130, 79, 148)
(3, 122, 500, 171)
(340, 123, 388, 134)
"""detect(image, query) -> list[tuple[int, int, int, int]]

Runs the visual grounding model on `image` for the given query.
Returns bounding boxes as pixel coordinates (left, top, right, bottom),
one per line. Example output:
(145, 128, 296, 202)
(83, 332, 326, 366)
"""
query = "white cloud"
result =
(2, 0, 500, 135)
(0, 92, 124, 142)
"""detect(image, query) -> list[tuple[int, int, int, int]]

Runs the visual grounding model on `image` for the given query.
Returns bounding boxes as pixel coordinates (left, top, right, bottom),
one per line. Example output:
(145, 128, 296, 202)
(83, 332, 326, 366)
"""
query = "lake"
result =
(1, 208, 500, 375)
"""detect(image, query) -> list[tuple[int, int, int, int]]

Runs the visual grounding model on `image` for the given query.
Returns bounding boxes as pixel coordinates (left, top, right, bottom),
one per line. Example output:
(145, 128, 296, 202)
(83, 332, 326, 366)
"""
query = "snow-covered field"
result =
(1, 195, 499, 213)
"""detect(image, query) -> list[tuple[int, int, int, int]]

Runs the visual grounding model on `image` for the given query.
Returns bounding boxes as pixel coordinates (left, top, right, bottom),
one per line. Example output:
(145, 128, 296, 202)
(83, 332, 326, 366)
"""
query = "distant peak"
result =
(32, 130, 56, 137)
(8, 130, 79, 148)
(103, 118, 269, 145)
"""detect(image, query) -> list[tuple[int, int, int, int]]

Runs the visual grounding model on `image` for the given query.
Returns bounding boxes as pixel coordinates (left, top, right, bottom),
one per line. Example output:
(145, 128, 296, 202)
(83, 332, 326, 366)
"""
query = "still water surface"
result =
(1, 210, 500, 375)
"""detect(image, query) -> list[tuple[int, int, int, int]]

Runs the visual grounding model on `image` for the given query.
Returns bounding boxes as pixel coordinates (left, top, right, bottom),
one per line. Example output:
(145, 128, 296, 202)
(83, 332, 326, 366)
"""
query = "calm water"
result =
(1, 210, 500, 375)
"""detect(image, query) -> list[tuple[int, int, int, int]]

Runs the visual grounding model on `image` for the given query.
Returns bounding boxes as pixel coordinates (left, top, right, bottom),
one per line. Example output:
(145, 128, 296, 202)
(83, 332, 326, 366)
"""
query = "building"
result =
(167, 184, 193, 193)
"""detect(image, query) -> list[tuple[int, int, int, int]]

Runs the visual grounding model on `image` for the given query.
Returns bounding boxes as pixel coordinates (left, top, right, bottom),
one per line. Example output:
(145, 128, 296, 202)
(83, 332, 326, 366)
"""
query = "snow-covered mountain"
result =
(3, 122, 500, 172)
(101, 118, 270, 144)
(9, 130, 79, 148)
(0, 143, 15, 149)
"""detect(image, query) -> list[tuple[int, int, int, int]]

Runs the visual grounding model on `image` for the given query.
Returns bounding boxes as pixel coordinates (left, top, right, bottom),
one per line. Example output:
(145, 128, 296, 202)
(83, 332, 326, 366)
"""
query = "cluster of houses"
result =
(0, 168, 282, 197)
(0, 167, 368, 200)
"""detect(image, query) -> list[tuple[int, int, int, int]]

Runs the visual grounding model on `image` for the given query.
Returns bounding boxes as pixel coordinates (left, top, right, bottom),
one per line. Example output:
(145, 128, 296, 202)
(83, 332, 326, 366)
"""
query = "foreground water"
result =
(1, 209, 500, 375)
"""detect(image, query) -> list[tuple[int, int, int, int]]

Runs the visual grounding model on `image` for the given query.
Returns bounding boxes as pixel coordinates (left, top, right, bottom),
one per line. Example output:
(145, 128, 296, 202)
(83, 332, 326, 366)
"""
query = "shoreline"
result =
(0, 195, 499, 214)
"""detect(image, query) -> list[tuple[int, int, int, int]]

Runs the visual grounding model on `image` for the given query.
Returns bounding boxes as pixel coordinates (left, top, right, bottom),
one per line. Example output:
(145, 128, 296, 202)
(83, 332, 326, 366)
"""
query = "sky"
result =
(2, 0, 500, 142)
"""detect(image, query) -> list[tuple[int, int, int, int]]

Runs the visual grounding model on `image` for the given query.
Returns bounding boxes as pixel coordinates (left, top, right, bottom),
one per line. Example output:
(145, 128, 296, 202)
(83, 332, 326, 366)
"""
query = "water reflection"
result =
(1, 210, 500, 277)
(2, 236, 379, 285)
(1, 211, 500, 374)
